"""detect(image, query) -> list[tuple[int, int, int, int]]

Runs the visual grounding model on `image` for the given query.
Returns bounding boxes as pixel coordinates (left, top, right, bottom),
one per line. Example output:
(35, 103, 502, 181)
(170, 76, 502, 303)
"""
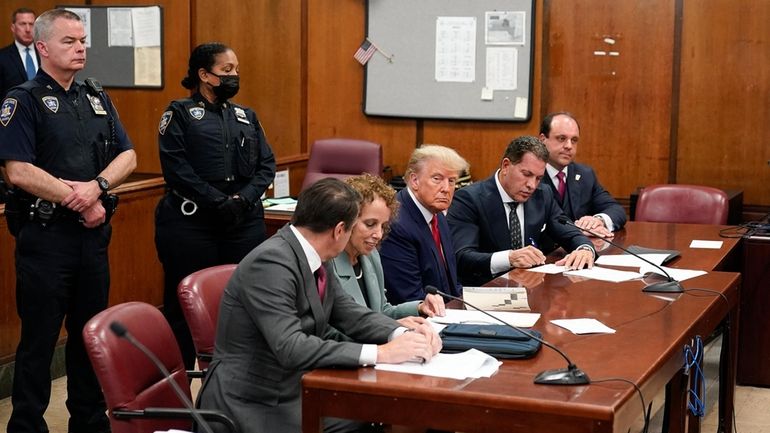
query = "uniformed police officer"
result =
(155, 42, 276, 369)
(0, 9, 136, 433)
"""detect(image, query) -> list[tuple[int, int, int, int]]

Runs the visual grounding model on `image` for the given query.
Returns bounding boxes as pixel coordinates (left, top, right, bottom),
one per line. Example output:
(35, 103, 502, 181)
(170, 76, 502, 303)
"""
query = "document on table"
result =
(563, 266, 643, 282)
(526, 264, 566, 274)
(374, 348, 502, 380)
(551, 318, 616, 334)
(595, 253, 670, 268)
(639, 264, 707, 281)
(689, 240, 723, 249)
(462, 286, 530, 311)
(429, 309, 540, 328)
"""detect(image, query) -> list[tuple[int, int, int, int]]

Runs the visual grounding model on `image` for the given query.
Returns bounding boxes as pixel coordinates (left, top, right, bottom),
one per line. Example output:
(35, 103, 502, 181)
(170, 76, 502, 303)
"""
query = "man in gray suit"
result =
(198, 178, 441, 433)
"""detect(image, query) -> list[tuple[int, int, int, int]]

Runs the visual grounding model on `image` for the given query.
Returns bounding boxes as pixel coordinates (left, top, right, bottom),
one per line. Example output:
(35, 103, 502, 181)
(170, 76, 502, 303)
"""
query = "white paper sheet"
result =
(526, 264, 566, 274)
(551, 318, 616, 334)
(689, 240, 723, 249)
(374, 349, 502, 380)
(435, 17, 476, 82)
(639, 264, 707, 282)
(429, 309, 540, 328)
(462, 286, 530, 311)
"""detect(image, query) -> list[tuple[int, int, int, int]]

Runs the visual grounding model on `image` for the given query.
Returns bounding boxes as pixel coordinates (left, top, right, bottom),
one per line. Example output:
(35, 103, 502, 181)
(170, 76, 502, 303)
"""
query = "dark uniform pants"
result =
(155, 194, 266, 369)
(8, 220, 111, 433)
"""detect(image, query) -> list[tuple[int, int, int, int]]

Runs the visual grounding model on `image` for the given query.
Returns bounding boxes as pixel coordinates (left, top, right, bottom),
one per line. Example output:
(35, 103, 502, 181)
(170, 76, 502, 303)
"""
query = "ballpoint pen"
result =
(529, 237, 538, 248)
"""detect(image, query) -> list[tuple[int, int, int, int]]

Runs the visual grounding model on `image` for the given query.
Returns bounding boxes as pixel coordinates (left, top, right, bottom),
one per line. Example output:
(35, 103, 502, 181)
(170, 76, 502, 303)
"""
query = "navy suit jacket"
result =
(540, 162, 626, 252)
(380, 188, 462, 304)
(447, 175, 592, 286)
(541, 162, 626, 228)
(0, 43, 37, 98)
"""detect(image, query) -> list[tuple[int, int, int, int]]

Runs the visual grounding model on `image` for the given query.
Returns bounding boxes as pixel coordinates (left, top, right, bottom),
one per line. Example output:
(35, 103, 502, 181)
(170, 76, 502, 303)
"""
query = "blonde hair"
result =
(404, 144, 469, 178)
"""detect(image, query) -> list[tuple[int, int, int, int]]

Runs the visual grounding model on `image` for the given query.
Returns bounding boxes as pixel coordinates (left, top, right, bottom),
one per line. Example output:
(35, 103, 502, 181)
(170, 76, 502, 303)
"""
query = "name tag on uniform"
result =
(234, 106, 250, 124)
(87, 95, 107, 115)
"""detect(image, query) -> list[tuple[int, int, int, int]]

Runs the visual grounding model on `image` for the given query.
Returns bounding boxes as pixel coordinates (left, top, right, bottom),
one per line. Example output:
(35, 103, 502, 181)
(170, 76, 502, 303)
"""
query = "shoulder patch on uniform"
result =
(158, 110, 173, 135)
(0, 98, 18, 126)
(42, 96, 59, 113)
(189, 107, 205, 120)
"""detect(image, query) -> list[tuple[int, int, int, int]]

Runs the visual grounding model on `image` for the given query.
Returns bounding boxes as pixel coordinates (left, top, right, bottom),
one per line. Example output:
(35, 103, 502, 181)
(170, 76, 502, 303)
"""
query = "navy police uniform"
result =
(0, 70, 133, 433)
(155, 92, 276, 368)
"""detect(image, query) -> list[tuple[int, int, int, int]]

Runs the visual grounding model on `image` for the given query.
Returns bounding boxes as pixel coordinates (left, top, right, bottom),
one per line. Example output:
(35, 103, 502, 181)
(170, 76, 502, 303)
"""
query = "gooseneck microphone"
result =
(556, 216, 684, 293)
(109, 321, 216, 433)
(426, 286, 589, 385)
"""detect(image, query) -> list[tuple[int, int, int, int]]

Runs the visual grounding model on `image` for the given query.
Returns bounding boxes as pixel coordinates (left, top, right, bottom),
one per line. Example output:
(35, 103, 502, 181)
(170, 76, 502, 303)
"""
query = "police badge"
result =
(158, 110, 173, 135)
(233, 106, 250, 124)
(42, 96, 59, 113)
(87, 94, 107, 115)
(189, 107, 205, 120)
(1, 98, 17, 126)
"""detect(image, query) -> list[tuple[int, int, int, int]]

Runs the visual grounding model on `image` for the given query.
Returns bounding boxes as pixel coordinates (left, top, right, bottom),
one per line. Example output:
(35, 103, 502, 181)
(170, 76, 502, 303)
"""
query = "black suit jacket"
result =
(447, 174, 592, 286)
(0, 43, 37, 98)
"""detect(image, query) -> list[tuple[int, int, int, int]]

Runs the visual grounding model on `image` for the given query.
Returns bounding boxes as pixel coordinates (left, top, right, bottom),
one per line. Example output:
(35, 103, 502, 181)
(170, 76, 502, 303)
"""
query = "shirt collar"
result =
(406, 186, 435, 224)
(14, 40, 34, 55)
(289, 224, 322, 273)
(546, 163, 568, 181)
(494, 169, 515, 203)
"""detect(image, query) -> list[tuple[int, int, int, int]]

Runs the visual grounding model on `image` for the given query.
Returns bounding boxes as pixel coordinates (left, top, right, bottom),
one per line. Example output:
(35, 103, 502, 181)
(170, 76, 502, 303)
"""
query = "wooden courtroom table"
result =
(302, 222, 741, 433)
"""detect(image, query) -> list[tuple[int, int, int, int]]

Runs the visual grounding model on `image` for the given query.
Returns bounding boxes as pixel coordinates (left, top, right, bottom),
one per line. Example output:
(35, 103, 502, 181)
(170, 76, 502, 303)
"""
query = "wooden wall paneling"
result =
(193, 0, 304, 170)
(86, 0, 190, 174)
(0, 213, 18, 363)
(677, 0, 770, 206)
(543, 0, 675, 200)
(422, 0, 544, 181)
(106, 181, 166, 307)
(306, 0, 417, 178)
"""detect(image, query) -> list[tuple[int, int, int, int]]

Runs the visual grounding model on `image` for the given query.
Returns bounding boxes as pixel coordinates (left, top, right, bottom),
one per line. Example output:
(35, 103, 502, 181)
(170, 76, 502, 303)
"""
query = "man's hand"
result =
(575, 215, 613, 238)
(80, 201, 106, 228)
(376, 328, 437, 364)
(508, 245, 546, 268)
(555, 248, 594, 270)
(418, 293, 446, 317)
(61, 179, 101, 212)
(397, 316, 427, 329)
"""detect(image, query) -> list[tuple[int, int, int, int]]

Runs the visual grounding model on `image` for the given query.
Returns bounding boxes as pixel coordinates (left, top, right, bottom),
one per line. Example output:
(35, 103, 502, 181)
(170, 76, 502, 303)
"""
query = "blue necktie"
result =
(25, 47, 36, 80)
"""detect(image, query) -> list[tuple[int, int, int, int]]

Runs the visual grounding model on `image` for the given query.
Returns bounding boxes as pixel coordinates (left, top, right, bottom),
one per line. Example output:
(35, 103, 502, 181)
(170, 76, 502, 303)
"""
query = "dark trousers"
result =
(8, 220, 112, 433)
(155, 195, 267, 369)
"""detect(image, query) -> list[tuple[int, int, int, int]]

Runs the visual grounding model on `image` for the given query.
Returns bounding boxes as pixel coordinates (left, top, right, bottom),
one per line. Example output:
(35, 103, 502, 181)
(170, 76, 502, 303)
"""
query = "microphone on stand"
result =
(556, 216, 684, 293)
(426, 286, 589, 385)
(109, 321, 216, 433)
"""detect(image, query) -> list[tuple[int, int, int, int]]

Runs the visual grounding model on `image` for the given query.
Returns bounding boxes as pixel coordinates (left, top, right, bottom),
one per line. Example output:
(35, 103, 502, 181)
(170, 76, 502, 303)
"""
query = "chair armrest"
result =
(113, 408, 237, 432)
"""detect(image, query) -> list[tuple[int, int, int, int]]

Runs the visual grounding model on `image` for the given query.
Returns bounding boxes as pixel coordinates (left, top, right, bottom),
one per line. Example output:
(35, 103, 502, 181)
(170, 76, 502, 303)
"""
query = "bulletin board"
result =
(364, 0, 535, 121)
(58, 5, 163, 88)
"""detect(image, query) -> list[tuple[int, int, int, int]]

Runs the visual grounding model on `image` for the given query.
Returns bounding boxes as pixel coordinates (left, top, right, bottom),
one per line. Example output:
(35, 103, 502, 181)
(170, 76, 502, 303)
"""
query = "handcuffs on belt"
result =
(171, 190, 198, 216)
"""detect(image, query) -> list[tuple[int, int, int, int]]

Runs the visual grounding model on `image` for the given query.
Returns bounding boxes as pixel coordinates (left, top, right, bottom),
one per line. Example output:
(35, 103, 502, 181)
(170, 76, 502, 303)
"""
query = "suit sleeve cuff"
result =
(491, 250, 512, 273)
(360, 344, 378, 366)
(594, 213, 614, 232)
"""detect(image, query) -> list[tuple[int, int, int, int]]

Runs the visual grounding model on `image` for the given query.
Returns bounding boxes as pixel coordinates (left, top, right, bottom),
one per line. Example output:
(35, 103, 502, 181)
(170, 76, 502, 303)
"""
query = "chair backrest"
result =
(83, 302, 192, 433)
(177, 264, 237, 369)
(300, 138, 383, 191)
(635, 184, 729, 225)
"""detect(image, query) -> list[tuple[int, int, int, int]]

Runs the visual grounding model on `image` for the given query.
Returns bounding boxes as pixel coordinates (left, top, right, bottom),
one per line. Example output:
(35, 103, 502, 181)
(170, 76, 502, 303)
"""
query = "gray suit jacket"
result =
(331, 250, 420, 319)
(198, 225, 399, 433)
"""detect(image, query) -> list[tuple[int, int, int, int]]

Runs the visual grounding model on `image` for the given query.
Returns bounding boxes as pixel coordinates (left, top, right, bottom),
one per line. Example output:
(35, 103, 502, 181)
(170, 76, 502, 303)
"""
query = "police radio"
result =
(84, 78, 117, 170)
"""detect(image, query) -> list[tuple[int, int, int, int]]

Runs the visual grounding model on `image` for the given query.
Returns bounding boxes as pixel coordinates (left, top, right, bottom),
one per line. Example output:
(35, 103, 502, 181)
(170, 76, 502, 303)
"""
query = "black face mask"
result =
(209, 73, 240, 100)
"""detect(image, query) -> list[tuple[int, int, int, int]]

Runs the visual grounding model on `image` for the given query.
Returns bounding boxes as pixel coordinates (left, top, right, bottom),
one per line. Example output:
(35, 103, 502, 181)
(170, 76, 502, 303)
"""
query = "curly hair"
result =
(345, 173, 399, 235)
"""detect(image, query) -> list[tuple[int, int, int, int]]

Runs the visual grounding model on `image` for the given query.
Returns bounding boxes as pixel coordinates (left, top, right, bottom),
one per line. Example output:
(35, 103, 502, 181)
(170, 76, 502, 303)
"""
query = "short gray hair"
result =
(405, 144, 469, 178)
(34, 9, 81, 43)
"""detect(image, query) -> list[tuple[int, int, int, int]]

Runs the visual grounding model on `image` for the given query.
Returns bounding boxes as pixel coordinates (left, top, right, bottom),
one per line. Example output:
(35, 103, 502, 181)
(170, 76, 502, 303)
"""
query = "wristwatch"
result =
(96, 176, 110, 192)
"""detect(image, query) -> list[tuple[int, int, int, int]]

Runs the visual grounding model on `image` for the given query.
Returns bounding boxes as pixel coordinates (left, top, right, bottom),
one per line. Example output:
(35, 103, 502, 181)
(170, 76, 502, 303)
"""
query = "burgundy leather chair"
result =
(82, 302, 235, 433)
(300, 138, 383, 191)
(635, 184, 729, 225)
(177, 264, 237, 369)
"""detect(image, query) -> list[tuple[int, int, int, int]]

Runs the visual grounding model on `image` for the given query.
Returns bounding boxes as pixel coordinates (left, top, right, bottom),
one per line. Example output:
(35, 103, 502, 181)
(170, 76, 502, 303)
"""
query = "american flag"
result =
(353, 39, 377, 65)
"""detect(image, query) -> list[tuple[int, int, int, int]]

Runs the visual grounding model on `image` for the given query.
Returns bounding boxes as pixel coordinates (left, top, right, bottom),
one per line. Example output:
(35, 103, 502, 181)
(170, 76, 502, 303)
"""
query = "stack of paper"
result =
(374, 348, 502, 380)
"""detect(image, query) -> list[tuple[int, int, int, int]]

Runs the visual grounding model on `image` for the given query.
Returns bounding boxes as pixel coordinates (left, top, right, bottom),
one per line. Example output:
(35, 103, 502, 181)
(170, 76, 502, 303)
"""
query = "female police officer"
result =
(155, 42, 276, 368)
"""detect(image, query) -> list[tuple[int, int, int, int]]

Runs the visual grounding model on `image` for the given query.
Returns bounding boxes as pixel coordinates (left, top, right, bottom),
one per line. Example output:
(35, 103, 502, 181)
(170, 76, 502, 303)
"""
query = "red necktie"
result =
(431, 215, 445, 263)
(315, 265, 327, 301)
(556, 171, 566, 201)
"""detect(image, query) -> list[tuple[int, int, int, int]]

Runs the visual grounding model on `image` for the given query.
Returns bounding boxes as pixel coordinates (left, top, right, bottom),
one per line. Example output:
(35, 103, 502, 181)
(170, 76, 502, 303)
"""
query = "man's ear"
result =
(333, 221, 347, 240)
(35, 41, 47, 57)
